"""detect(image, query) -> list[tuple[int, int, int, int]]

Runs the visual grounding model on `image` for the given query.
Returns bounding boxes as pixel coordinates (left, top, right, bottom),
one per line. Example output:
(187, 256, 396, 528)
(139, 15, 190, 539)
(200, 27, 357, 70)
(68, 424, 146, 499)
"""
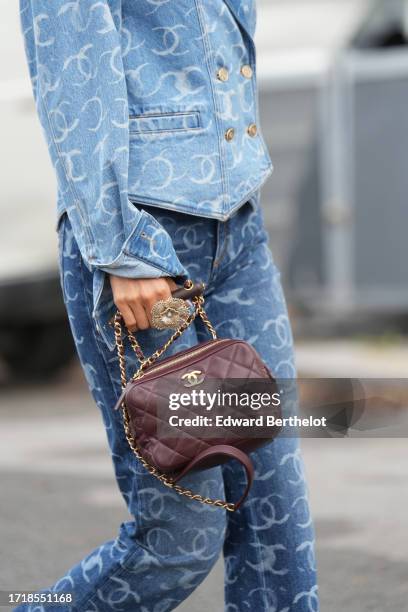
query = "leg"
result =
(15, 212, 226, 612)
(198, 199, 319, 611)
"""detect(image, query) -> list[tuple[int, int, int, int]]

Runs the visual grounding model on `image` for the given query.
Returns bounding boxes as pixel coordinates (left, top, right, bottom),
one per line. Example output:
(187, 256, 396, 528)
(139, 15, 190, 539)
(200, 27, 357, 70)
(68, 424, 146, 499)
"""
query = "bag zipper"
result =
(135, 338, 234, 380)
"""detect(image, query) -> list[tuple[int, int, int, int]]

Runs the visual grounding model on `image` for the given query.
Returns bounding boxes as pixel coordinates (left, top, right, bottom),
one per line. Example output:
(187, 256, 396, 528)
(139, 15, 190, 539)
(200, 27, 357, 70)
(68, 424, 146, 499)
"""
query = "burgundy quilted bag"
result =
(112, 282, 281, 511)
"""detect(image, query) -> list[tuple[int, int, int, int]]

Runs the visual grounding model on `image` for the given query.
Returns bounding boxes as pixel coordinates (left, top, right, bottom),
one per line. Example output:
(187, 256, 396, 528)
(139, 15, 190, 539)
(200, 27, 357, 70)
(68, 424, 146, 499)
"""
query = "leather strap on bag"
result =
(172, 445, 254, 510)
(171, 281, 206, 301)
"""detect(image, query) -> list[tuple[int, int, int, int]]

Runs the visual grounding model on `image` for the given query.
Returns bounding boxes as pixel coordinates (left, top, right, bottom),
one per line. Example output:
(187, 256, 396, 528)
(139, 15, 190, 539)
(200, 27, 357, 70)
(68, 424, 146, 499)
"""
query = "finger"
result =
(129, 301, 150, 331)
(145, 286, 172, 327)
(166, 277, 178, 293)
(118, 304, 138, 332)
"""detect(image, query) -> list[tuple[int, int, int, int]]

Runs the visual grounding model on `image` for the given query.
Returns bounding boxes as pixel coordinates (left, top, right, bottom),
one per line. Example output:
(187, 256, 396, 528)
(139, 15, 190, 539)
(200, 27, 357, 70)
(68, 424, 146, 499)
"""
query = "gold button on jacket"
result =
(225, 127, 235, 142)
(241, 64, 253, 79)
(217, 67, 229, 82)
(247, 123, 258, 137)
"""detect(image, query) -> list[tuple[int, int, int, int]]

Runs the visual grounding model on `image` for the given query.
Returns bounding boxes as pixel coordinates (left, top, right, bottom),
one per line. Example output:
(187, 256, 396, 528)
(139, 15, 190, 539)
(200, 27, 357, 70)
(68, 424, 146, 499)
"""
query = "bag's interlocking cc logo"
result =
(181, 370, 204, 387)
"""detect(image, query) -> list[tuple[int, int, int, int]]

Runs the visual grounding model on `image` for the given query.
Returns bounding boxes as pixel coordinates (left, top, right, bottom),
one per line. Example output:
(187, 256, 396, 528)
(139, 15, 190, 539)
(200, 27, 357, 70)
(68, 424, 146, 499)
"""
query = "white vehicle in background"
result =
(0, 4, 73, 379)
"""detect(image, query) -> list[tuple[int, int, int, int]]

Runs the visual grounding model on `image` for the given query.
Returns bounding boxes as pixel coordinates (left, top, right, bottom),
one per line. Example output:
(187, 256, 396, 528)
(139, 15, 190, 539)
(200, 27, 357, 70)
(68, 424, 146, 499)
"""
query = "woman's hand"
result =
(109, 276, 178, 332)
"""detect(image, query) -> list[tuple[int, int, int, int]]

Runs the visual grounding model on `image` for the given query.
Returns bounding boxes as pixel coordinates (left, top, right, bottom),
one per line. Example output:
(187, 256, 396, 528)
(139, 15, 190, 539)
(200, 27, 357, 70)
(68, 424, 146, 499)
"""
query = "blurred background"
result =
(1, 1, 408, 610)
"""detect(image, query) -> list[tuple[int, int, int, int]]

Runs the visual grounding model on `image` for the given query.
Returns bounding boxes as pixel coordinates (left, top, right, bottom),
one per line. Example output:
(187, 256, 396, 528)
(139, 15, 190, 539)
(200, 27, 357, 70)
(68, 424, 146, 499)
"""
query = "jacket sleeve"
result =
(19, 0, 188, 281)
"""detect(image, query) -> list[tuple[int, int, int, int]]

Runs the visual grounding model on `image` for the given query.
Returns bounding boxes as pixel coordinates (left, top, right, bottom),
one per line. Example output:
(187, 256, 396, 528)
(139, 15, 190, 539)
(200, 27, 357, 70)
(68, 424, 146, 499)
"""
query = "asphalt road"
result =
(0, 363, 407, 612)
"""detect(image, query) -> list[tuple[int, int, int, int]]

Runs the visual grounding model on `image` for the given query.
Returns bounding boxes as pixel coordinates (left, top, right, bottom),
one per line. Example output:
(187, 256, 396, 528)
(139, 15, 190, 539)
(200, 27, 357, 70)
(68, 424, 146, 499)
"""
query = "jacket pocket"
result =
(129, 110, 201, 135)
(127, 105, 221, 215)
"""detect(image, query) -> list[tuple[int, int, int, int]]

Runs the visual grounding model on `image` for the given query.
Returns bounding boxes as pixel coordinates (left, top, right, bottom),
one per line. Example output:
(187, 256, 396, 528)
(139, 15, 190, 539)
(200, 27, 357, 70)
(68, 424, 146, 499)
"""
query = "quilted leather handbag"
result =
(112, 281, 281, 511)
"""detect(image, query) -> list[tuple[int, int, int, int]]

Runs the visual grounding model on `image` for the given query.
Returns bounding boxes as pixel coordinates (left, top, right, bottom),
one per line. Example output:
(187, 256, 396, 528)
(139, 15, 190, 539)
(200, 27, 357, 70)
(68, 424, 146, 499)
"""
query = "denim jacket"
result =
(19, 0, 272, 339)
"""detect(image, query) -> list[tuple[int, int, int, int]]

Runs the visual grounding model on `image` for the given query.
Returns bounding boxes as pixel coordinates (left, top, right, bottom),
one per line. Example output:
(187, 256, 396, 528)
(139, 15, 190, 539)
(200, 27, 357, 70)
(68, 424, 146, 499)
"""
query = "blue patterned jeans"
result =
(16, 200, 318, 611)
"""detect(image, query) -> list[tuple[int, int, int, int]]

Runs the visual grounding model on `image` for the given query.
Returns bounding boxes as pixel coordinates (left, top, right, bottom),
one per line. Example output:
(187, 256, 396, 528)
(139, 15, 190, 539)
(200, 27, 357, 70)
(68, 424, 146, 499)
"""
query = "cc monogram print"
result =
(19, 0, 273, 334)
(181, 370, 205, 387)
(18, 1, 319, 610)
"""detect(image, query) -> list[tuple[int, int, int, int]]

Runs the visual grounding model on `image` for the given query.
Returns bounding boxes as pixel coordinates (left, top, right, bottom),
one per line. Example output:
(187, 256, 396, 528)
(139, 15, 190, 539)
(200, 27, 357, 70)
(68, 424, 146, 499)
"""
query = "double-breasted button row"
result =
(224, 123, 258, 141)
(216, 64, 253, 82)
(218, 62, 256, 143)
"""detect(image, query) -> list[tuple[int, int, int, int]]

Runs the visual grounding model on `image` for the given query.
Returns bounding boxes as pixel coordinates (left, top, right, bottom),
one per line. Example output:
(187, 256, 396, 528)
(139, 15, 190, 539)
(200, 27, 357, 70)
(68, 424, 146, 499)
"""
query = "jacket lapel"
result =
(222, 0, 256, 41)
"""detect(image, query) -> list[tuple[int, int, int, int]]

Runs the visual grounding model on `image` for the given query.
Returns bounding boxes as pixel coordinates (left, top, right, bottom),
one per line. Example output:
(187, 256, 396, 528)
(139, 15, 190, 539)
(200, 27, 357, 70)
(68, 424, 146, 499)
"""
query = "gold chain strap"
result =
(113, 295, 235, 512)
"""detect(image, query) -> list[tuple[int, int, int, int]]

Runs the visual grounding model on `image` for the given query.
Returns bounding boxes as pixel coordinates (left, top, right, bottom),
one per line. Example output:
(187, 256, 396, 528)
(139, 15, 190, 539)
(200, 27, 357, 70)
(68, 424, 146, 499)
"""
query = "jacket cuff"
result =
(91, 208, 189, 352)
(96, 208, 189, 281)
(98, 257, 186, 281)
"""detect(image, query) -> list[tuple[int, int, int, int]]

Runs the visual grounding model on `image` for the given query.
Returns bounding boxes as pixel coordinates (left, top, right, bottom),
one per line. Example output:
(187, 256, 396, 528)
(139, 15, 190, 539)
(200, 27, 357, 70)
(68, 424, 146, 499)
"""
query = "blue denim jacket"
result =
(19, 0, 272, 330)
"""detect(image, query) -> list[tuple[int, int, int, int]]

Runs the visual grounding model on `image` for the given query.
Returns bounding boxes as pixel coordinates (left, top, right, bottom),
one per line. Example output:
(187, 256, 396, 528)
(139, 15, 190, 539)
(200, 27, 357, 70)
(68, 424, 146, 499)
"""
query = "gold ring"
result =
(151, 297, 190, 330)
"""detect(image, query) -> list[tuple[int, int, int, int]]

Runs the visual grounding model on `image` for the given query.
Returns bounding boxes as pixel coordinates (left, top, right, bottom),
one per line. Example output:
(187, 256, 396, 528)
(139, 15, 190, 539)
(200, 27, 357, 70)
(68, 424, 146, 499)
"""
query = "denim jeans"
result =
(16, 200, 318, 612)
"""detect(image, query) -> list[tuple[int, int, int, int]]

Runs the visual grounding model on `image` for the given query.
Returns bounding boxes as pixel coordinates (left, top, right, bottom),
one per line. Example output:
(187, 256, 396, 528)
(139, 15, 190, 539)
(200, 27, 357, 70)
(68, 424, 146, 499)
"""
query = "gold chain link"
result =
(113, 295, 235, 512)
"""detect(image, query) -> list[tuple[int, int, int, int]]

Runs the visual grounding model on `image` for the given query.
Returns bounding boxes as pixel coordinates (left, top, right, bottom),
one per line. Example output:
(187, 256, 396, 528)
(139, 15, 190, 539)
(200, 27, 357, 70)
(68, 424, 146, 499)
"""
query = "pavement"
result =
(0, 353, 408, 612)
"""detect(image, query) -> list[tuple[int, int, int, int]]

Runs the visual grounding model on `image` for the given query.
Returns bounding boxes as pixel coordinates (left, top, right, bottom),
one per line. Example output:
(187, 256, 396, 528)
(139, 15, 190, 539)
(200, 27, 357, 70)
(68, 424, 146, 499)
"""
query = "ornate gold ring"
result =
(151, 297, 190, 330)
